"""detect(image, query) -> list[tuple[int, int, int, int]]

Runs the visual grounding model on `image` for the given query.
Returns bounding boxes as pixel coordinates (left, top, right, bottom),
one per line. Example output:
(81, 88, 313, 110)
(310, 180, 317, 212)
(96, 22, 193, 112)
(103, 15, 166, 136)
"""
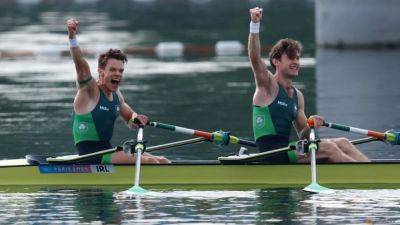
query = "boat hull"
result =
(1, 160, 400, 188)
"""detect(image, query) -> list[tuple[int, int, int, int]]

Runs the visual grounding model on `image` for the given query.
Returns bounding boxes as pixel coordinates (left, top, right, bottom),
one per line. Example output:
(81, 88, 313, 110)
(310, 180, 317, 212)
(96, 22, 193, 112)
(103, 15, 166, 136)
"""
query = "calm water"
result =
(1, 0, 400, 224)
(1, 187, 400, 224)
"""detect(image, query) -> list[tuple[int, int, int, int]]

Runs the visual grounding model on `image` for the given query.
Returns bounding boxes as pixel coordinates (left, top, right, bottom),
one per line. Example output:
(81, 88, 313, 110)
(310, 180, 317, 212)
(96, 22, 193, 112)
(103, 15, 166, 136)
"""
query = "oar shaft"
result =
(324, 122, 386, 139)
(350, 137, 378, 145)
(309, 128, 318, 184)
(322, 121, 400, 144)
(306, 117, 399, 145)
(146, 137, 206, 153)
(133, 127, 144, 187)
(148, 121, 256, 147)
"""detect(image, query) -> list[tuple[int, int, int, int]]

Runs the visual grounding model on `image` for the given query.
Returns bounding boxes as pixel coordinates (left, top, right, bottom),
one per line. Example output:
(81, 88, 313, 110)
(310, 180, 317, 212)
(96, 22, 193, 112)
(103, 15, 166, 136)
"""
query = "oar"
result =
(147, 137, 206, 153)
(147, 121, 256, 147)
(303, 120, 335, 194)
(218, 136, 378, 163)
(46, 137, 206, 163)
(350, 136, 378, 145)
(322, 121, 399, 145)
(125, 126, 149, 195)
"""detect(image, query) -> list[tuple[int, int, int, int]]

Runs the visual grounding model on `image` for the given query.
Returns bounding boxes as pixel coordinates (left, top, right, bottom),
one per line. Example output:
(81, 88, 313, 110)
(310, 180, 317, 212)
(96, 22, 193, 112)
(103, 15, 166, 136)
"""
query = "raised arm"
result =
(67, 19, 96, 90)
(248, 7, 277, 106)
(67, 19, 98, 114)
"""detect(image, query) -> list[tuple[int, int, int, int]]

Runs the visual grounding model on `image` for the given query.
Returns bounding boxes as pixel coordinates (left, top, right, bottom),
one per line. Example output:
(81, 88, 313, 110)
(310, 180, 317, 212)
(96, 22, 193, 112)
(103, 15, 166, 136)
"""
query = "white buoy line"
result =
(0, 41, 248, 59)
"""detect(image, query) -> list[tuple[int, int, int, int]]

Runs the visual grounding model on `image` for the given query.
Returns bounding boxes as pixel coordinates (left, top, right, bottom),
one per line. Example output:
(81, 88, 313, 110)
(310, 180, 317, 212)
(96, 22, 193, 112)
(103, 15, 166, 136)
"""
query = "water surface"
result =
(1, 187, 400, 224)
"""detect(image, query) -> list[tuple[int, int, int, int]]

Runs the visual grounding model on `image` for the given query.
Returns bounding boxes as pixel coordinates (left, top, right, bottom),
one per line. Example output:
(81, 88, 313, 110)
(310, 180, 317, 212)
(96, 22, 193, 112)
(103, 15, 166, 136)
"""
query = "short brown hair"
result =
(268, 38, 302, 70)
(98, 49, 128, 69)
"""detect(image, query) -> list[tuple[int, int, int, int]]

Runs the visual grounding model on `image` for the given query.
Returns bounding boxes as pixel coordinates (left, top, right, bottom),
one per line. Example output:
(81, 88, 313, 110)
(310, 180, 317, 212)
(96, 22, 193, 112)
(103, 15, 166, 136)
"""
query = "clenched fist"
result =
(66, 18, 79, 39)
(249, 7, 263, 23)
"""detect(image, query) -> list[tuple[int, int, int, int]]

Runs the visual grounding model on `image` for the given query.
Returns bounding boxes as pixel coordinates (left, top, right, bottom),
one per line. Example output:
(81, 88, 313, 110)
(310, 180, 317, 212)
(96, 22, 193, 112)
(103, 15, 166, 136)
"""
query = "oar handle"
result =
(132, 117, 145, 128)
(306, 118, 328, 128)
(307, 118, 315, 128)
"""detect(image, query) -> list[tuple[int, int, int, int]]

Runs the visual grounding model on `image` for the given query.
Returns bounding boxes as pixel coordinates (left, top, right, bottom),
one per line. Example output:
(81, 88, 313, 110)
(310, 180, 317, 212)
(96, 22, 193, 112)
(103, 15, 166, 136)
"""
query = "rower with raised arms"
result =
(248, 7, 369, 163)
(67, 18, 170, 164)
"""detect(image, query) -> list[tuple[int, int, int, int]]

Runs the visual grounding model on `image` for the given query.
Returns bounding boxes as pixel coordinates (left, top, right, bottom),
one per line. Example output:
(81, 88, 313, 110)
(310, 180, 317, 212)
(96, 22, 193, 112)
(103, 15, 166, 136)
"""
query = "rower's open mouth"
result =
(111, 79, 120, 85)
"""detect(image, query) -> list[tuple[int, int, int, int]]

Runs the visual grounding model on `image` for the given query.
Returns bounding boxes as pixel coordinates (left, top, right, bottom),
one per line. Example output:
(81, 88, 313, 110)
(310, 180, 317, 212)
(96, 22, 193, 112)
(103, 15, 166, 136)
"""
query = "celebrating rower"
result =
(248, 7, 369, 163)
(67, 18, 170, 164)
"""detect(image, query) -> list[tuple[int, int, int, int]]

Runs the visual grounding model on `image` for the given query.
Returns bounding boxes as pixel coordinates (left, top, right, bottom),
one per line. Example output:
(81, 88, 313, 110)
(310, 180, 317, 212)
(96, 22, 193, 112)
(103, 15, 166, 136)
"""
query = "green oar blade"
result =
(303, 182, 335, 194)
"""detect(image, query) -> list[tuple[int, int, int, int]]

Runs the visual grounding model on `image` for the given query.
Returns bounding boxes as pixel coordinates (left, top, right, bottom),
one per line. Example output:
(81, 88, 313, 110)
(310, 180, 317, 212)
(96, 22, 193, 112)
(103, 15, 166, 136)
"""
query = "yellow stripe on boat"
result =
(0, 159, 400, 188)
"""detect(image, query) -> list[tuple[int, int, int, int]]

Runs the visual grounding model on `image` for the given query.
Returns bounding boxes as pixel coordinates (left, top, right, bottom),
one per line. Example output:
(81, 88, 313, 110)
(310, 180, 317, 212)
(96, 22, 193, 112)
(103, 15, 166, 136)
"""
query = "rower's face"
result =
(99, 59, 125, 92)
(277, 52, 300, 78)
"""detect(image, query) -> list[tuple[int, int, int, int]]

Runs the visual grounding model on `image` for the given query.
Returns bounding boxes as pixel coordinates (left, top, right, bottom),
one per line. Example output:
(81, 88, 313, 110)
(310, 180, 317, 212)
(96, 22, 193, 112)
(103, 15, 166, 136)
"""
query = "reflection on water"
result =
(76, 189, 123, 224)
(1, 187, 400, 224)
(300, 189, 400, 224)
(0, 188, 122, 224)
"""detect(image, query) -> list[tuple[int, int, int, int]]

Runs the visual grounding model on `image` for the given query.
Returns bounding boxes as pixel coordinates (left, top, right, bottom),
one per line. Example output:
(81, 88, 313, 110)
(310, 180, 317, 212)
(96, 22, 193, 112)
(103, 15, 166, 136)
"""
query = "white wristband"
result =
(69, 38, 78, 48)
(250, 21, 260, 34)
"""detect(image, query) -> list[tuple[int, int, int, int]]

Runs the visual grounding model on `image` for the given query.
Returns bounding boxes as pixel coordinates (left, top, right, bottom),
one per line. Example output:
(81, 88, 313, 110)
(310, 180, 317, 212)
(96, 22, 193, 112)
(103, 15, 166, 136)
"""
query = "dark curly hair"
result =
(98, 49, 128, 69)
(268, 38, 302, 71)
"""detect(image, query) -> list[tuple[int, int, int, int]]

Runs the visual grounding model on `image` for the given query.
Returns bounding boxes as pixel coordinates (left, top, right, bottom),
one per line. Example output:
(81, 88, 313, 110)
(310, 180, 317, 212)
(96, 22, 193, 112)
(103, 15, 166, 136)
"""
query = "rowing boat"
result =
(0, 121, 398, 191)
(1, 157, 400, 188)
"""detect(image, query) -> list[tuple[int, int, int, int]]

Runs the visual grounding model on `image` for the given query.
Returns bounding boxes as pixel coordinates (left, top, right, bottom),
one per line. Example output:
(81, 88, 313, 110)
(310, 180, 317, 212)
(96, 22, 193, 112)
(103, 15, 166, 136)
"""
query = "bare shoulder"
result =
(74, 86, 100, 114)
(115, 89, 125, 103)
(269, 72, 279, 91)
(76, 78, 98, 98)
(294, 87, 304, 98)
(294, 87, 305, 108)
(255, 68, 277, 89)
(116, 89, 135, 121)
(253, 76, 279, 106)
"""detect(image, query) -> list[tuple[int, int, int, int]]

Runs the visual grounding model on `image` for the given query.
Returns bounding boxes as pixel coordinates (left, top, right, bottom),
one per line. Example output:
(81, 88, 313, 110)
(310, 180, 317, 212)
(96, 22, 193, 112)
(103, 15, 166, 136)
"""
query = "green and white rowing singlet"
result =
(72, 89, 120, 148)
(252, 84, 298, 162)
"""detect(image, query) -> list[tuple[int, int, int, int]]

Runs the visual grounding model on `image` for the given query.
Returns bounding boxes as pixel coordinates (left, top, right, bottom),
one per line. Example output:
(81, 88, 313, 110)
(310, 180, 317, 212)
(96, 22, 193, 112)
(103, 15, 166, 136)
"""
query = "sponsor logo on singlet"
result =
(256, 115, 265, 128)
(99, 105, 110, 111)
(277, 101, 288, 107)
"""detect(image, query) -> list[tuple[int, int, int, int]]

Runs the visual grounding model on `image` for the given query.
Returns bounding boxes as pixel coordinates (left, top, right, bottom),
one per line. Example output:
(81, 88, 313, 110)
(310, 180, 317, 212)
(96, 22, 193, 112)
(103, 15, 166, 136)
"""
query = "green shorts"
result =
(101, 153, 112, 164)
(287, 141, 298, 163)
(287, 150, 298, 163)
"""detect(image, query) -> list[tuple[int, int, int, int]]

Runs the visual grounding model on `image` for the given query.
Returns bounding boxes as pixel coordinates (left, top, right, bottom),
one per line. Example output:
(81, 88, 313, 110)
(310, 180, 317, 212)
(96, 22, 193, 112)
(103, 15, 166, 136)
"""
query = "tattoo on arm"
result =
(76, 76, 92, 88)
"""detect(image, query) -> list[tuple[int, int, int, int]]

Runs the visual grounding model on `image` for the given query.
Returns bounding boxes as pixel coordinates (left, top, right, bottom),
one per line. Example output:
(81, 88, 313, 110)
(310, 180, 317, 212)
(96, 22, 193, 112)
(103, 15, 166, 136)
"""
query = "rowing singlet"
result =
(252, 84, 298, 162)
(72, 89, 120, 157)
